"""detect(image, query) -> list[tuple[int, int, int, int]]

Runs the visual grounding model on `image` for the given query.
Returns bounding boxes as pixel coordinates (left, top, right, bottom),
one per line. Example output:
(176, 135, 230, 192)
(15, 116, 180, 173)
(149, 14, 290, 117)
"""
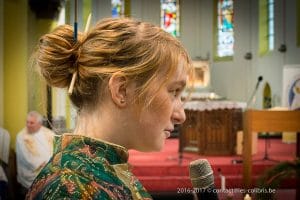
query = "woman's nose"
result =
(171, 104, 186, 124)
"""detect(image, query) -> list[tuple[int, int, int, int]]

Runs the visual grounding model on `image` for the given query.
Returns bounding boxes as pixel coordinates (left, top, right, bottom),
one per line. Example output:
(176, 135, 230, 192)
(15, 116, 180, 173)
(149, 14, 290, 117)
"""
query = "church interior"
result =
(1, 0, 300, 199)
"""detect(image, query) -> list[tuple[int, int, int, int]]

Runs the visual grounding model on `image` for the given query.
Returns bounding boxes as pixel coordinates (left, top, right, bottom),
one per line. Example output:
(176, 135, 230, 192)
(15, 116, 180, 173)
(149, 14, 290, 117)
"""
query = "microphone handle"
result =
(195, 185, 219, 200)
(247, 82, 260, 108)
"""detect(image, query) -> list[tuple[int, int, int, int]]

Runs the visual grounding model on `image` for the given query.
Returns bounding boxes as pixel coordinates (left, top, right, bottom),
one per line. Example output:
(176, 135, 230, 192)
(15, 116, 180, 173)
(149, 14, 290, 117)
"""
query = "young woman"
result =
(26, 17, 193, 200)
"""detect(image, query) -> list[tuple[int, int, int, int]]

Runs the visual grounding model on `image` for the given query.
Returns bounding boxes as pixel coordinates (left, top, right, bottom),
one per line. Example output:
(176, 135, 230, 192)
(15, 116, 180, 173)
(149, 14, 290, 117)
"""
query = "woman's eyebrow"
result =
(171, 80, 186, 87)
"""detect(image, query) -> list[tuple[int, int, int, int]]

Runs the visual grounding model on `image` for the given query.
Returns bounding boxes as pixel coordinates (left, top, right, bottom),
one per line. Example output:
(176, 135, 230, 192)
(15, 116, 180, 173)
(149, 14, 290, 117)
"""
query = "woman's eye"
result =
(170, 89, 181, 98)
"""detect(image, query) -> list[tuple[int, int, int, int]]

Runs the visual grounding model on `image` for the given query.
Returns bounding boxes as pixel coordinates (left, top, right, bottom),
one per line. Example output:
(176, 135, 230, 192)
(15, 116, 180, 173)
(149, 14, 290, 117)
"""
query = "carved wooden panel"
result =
(180, 108, 242, 155)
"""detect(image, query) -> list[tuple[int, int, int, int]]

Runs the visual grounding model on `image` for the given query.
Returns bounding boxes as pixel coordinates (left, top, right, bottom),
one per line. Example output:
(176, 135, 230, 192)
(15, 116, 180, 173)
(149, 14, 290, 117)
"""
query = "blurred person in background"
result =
(0, 127, 10, 200)
(16, 111, 55, 199)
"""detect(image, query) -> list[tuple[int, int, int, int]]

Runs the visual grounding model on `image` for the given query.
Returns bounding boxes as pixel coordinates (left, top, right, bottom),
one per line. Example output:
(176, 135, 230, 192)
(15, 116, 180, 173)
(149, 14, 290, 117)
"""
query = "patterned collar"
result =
(53, 134, 129, 164)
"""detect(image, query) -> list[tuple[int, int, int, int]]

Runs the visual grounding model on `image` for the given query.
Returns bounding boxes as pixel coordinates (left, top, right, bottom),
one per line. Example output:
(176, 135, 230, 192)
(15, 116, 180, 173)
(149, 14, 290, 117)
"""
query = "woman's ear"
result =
(108, 73, 134, 108)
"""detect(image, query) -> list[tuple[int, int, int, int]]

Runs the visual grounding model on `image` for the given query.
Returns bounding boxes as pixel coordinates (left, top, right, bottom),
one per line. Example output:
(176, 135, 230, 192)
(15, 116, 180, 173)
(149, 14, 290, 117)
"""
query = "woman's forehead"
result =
(155, 60, 187, 86)
(27, 115, 37, 122)
(170, 65, 188, 84)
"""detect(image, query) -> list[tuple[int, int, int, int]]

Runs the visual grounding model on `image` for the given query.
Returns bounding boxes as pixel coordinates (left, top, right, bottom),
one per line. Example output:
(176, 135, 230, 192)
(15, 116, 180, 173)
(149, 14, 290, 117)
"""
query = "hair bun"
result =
(36, 24, 83, 88)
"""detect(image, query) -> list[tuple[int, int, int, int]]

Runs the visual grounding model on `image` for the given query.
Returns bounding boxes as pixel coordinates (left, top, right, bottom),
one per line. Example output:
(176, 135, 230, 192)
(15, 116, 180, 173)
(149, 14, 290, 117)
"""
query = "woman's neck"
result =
(73, 106, 131, 148)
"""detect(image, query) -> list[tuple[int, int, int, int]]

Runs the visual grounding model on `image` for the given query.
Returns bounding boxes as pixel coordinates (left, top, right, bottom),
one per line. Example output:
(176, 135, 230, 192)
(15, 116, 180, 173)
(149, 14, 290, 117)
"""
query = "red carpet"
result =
(128, 138, 297, 199)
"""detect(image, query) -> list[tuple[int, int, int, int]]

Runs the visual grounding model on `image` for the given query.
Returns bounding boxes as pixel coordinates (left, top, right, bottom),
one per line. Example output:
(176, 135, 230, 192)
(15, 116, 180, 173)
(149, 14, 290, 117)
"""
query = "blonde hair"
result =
(35, 17, 193, 110)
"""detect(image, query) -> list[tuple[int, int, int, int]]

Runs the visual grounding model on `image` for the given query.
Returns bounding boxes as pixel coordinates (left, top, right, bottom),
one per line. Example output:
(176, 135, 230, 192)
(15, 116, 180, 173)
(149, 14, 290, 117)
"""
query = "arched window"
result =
(214, 0, 234, 61)
(259, 0, 275, 55)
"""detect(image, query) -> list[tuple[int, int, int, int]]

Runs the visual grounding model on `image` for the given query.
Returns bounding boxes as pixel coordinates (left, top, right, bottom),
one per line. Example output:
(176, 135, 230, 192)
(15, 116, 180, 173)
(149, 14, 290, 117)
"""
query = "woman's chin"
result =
(137, 143, 164, 152)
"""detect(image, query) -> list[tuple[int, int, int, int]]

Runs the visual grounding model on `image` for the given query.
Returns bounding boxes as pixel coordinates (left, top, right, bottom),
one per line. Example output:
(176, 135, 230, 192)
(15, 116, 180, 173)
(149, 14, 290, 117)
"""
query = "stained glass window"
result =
(268, 0, 275, 51)
(160, 0, 180, 37)
(112, 0, 124, 18)
(259, 0, 275, 55)
(216, 0, 234, 58)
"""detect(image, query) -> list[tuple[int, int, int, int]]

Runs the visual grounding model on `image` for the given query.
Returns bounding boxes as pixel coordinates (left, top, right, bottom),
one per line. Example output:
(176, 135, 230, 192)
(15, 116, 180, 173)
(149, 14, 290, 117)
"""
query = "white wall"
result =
(91, 0, 300, 108)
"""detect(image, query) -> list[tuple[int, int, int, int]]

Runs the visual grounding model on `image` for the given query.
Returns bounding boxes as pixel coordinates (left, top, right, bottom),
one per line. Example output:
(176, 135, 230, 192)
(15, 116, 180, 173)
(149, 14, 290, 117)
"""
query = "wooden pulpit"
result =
(242, 109, 300, 188)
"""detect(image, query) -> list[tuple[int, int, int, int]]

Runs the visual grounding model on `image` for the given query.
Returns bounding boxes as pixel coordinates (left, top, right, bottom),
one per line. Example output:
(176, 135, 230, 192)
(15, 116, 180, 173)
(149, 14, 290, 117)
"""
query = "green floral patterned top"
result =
(26, 134, 152, 200)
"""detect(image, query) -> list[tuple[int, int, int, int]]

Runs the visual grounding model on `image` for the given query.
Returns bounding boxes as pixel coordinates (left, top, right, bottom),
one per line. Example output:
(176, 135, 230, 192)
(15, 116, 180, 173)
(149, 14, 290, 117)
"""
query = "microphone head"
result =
(258, 76, 263, 82)
(189, 159, 214, 189)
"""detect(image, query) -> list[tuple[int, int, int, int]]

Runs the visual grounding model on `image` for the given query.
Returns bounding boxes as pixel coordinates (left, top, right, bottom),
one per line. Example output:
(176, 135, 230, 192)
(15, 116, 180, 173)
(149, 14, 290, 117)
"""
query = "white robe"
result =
(0, 127, 10, 164)
(16, 126, 55, 188)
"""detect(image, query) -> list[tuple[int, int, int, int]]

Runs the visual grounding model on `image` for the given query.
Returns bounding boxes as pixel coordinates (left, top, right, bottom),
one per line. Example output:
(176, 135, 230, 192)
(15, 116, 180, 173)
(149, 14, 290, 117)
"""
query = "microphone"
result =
(247, 76, 263, 108)
(255, 76, 263, 90)
(189, 159, 219, 200)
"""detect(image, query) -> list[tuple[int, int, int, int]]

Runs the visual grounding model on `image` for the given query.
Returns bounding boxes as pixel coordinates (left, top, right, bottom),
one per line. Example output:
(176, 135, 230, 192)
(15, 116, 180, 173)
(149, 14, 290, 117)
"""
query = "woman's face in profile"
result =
(127, 61, 187, 151)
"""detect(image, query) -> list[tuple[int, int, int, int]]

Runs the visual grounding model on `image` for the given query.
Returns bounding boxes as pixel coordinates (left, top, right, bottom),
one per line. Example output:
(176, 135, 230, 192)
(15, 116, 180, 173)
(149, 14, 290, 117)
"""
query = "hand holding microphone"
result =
(189, 159, 219, 200)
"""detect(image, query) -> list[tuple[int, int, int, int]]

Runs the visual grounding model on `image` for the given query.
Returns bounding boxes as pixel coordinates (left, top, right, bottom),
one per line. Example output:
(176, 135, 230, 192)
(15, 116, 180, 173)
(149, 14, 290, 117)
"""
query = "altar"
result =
(179, 101, 246, 155)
